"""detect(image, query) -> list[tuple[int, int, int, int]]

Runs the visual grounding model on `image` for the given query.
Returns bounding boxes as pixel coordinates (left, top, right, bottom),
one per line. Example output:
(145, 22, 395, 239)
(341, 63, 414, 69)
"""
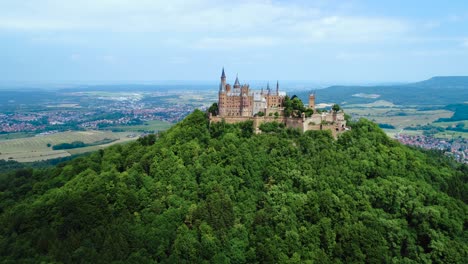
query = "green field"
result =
(0, 132, 36, 141)
(346, 107, 453, 128)
(345, 105, 468, 139)
(432, 120, 468, 128)
(0, 131, 135, 162)
(434, 131, 468, 139)
(0, 120, 174, 162)
(383, 128, 423, 138)
(165, 91, 217, 105)
(110, 120, 173, 132)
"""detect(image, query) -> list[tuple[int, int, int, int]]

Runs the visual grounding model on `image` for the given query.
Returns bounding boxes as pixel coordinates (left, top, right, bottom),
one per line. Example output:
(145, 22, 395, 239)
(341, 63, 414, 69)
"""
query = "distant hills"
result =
(412, 76, 468, 88)
(297, 76, 468, 107)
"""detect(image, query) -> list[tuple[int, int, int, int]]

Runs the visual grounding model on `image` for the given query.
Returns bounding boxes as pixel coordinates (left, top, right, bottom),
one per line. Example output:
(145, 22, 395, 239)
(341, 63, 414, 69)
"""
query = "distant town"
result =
(0, 89, 214, 134)
(396, 133, 467, 163)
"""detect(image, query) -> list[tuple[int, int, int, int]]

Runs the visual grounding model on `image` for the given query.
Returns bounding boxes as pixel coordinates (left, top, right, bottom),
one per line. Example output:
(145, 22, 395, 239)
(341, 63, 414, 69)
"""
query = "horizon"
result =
(0, 77, 437, 90)
(1, 75, 467, 89)
(1, 75, 467, 92)
(1, 1, 468, 83)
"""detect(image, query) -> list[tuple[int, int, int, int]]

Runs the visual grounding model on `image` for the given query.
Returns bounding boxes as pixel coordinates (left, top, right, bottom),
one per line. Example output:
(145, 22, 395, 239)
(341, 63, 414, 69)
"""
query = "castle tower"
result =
(218, 67, 227, 116)
(219, 67, 226, 92)
(309, 92, 316, 110)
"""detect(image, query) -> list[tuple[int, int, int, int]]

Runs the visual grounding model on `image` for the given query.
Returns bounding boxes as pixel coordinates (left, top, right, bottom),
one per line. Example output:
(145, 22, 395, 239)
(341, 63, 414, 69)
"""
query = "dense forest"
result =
(0, 110, 466, 263)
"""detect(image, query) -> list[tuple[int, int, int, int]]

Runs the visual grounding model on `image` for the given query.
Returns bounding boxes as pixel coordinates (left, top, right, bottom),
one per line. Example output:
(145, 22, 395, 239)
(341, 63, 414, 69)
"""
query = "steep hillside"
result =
(0, 110, 467, 263)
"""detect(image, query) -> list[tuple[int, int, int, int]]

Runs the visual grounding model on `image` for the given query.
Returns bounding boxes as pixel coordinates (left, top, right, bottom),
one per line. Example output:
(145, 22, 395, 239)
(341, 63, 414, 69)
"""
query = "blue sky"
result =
(1, 0, 467, 84)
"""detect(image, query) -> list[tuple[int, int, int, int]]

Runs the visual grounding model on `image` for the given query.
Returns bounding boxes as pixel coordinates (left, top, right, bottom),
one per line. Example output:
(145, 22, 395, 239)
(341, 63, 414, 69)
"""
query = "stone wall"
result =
(209, 111, 347, 137)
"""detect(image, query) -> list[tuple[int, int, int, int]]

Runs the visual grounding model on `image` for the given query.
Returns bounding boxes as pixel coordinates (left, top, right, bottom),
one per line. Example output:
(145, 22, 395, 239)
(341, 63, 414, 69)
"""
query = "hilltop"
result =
(0, 110, 466, 263)
(298, 76, 468, 106)
(412, 76, 468, 88)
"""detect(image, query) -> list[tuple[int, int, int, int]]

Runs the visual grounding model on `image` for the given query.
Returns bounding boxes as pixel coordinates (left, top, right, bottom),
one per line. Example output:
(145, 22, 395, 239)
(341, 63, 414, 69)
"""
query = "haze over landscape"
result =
(1, 0, 468, 84)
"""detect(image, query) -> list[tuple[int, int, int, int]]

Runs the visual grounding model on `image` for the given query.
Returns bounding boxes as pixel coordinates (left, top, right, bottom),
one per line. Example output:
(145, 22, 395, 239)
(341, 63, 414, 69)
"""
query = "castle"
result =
(210, 68, 347, 136)
(218, 67, 287, 117)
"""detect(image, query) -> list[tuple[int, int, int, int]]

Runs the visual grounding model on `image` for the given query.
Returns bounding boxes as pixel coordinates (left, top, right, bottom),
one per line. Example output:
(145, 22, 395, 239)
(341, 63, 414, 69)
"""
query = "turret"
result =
(234, 74, 241, 88)
(309, 91, 316, 110)
(219, 67, 226, 92)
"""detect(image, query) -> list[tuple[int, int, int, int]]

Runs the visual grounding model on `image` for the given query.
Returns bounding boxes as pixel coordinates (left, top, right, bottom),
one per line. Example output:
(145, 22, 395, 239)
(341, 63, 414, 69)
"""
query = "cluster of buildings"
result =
(0, 101, 191, 134)
(396, 134, 468, 163)
(0, 122, 45, 133)
(211, 68, 347, 135)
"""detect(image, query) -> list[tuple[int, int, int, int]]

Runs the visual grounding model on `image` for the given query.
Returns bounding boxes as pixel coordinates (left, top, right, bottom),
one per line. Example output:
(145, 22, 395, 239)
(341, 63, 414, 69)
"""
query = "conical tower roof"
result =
(221, 67, 226, 78)
(234, 74, 240, 86)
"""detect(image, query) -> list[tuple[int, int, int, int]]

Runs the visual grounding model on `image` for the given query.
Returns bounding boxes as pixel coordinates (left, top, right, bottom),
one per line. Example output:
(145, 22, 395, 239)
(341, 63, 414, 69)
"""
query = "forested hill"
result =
(0, 110, 467, 263)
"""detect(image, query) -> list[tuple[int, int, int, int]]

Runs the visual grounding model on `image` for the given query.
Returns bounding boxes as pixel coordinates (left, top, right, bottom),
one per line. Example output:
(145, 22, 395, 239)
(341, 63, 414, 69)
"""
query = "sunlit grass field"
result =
(346, 107, 453, 128)
(0, 130, 129, 162)
(110, 120, 173, 132)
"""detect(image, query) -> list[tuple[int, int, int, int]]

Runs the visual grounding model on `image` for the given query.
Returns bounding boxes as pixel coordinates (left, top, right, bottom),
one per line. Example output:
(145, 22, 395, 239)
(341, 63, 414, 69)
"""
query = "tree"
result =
(208, 103, 219, 116)
(0, 112, 467, 263)
(332, 104, 341, 112)
(283, 95, 306, 117)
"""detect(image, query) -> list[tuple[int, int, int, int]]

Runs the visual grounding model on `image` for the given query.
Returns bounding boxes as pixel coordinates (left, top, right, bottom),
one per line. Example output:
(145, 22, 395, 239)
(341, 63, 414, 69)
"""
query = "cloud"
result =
(0, 1, 315, 34)
(294, 16, 409, 43)
(70, 54, 82, 61)
(335, 51, 384, 61)
(168, 57, 189, 64)
(99, 55, 118, 64)
(193, 37, 278, 50)
(462, 39, 468, 48)
(0, 0, 409, 48)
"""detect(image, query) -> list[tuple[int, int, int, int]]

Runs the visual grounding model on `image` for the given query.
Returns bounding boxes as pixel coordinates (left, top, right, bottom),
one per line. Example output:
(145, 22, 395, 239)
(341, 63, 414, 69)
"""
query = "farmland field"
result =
(109, 120, 173, 132)
(0, 130, 136, 162)
(345, 107, 454, 128)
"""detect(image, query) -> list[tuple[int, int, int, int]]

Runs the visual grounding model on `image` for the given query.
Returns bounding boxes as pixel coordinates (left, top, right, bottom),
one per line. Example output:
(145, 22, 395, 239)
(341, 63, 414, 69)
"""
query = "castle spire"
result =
(221, 67, 226, 79)
(234, 73, 241, 88)
(276, 80, 279, 95)
(267, 82, 271, 95)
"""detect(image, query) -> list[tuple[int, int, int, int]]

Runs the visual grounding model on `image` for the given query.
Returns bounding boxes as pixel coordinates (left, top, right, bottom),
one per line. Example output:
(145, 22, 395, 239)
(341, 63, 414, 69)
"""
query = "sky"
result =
(1, 0, 468, 84)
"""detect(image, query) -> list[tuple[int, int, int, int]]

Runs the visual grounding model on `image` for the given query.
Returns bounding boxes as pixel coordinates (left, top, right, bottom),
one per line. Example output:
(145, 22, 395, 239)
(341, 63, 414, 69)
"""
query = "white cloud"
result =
(0, 0, 410, 47)
(294, 16, 409, 43)
(335, 51, 384, 61)
(423, 21, 441, 30)
(70, 54, 82, 61)
(462, 39, 468, 48)
(193, 37, 278, 50)
(168, 57, 189, 64)
(0, 0, 312, 33)
(99, 55, 118, 64)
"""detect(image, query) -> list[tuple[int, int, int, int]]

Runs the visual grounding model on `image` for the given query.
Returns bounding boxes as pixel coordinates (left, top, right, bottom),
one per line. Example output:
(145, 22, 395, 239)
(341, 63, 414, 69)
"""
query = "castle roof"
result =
(234, 74, 240, 86)
(221, 67, 226, 78)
